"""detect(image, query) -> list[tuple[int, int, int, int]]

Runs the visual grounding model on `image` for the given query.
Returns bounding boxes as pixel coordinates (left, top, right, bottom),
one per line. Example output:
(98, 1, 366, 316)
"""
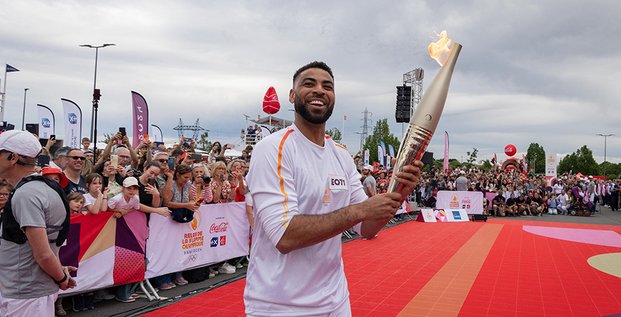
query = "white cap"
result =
(0, 130, 42, 158)
(363, 164, 373, 170)
(123, 176, 139, 187)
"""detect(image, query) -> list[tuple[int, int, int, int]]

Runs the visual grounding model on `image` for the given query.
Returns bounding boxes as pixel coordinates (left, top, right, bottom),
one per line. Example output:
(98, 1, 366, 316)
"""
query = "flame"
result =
(428, 30, 452, 66)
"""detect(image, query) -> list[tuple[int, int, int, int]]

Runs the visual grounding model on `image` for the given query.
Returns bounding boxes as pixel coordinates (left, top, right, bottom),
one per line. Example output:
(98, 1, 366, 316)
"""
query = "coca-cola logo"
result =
(209, 222, 228, 234)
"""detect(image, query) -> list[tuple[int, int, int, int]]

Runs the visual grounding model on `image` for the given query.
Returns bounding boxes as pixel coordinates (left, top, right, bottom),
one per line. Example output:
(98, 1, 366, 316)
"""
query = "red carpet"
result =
(144, 219, 621, 316)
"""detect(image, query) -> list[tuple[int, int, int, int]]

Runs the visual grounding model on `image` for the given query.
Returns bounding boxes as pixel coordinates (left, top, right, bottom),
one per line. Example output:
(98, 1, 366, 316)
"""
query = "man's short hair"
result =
(82, 137, 91, 143)
(53, 146, 72, 159)
(293, 61, 334, 84)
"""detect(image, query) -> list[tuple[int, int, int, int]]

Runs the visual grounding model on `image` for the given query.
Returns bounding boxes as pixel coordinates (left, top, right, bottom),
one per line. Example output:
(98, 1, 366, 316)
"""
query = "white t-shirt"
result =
(84, 193, 96, 207)
(244, 124, 367, 316)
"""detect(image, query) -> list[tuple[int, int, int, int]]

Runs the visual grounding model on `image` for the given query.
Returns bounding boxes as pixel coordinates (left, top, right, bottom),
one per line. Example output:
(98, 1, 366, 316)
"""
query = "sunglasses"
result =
(157, 159, 168, 163)
(68, 156, 86, 161)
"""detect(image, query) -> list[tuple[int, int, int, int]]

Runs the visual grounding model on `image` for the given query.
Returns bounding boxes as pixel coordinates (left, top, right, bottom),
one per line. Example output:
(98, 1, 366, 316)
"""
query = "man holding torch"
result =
(244, 61, 423, 316)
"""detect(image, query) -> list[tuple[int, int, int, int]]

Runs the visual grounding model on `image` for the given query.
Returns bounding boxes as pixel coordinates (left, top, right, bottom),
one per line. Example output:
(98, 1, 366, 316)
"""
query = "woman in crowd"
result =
(209, 142, 225, 163)
(228, 160, 247, 203)
(161, 165, 199, 287)
(0, 182, 13, 216)
(211, 161, 232, 204)
(189, 163, 213, 204)
(84, 173, 109, 214)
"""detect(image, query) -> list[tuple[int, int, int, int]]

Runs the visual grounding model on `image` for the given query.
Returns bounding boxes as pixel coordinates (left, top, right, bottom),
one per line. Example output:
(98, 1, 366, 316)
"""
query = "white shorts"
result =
(247, 297, 351, 317)
(0, 292, 57, 317)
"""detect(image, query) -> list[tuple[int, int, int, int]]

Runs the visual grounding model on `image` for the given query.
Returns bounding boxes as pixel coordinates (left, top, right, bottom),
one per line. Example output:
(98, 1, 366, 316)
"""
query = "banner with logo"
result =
(145, 202, 250, 278)
(37, 104, 55, 139)
(59, 211, 148, 295)
(61, 98, 82, 148)
(436, 190, 484, 215)
(131, 91, 149, 147)
(545, 152, 557, 186)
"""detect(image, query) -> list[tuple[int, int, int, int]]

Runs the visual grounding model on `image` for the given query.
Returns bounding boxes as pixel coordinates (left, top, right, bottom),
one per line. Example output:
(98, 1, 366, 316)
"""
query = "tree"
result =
(325, 128, 342, 143)
(600, 161, 621, 180)
(480, 159, 493, 172)
(197, 131, 211, 151)
(558, 145, 599, 175)
(361, 119, 400, 164)
(466, 148, 478, 164)
(525, 143, 545, 173)
(449, 158, 462, 170)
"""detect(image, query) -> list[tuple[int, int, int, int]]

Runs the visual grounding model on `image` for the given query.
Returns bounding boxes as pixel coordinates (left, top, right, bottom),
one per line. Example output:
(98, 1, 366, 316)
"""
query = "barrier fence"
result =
(59, 202, 249, 295)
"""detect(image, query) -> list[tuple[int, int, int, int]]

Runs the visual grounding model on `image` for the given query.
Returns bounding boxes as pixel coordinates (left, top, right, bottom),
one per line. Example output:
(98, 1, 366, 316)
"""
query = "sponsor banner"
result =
(37, 104, 55, 139)
(545, 152, 558, 186)
(131, 91, 149, 147)
(59, 211, 148, 295)
(61, 98, 82, 148)
(419, 208, 437, 222)
(445, 209, 469, 222)
(145, 202, 250, 278)
(436, 190, 484, 215)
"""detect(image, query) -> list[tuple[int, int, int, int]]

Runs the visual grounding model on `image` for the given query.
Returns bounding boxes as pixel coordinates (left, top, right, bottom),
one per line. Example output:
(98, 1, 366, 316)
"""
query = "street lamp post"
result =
(80, 43, 115, 161)
(21, 88, 29, 130)
(596, 133, 614, 178)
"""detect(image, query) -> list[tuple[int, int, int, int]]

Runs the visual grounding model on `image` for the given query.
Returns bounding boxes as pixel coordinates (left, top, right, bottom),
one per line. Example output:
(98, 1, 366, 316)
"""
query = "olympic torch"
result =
(388, 32, 462, 201)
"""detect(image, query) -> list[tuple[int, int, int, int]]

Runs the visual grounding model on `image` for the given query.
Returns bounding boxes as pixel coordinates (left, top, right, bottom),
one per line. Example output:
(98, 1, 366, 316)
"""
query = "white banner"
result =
(436, 190, 484, 215)
(37, 104, 55, 139)
(61, 98, 82, 148)
(145, 202, 250, 278)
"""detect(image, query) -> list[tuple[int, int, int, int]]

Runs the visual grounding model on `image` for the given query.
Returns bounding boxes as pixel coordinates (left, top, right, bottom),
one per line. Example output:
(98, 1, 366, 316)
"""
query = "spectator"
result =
(211, 161, 232, 204)
(558, 189, 570, 215)
(492, 189, 506, 216)
(49, 146, 71, 171)
(361, 165, 376, 197)
(189, 163, 213, 204)
(84, 173, 109, 214)
(228, 160, 247, 203)
(0, 182, 12, 216)
(209, 142, 225, 163)
(455, 170, 468, 191)
(63, 149, 88, 195)
(81, 137, 91, 151)
(67, 192, 86, 215)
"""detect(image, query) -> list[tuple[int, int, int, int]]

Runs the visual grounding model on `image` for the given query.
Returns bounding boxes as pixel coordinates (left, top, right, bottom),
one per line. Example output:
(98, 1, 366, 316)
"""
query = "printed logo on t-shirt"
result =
(328, 176, 347, 191)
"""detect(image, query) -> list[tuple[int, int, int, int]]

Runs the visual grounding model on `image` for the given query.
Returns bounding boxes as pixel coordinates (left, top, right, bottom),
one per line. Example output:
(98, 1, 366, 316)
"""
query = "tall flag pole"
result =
(1, 64, 20, 122)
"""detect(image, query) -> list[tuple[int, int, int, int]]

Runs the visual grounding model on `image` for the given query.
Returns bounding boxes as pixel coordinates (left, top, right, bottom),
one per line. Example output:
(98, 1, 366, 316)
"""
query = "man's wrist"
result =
(54, 271, 68, 285)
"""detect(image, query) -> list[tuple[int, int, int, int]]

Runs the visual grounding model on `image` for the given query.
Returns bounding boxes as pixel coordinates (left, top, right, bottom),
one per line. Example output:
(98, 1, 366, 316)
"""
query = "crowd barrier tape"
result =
(436, 190, 484, 215)
(58, 202, 249, 295)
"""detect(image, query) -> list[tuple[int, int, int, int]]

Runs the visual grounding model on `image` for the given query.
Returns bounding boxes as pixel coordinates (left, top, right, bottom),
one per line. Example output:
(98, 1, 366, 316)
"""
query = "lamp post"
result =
(21, 88, 29, 130)
(596, 133, 614, 178)
(80, 43, 115, 161)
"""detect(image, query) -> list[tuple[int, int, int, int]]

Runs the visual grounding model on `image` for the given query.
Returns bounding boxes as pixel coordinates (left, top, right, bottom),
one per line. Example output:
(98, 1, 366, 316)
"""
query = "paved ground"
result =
(61, 206, 621, 317)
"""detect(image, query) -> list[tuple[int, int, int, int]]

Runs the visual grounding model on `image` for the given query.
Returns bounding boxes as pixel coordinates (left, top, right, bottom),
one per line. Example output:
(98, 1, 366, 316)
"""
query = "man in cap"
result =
(0, 130, 76, 316)
(455, 170, 469, 191)
(362, 164, 377, 197)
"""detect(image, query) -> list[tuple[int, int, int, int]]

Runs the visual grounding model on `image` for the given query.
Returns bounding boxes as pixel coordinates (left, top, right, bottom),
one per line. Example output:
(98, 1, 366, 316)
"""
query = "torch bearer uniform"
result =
(244, 124, 367, 317)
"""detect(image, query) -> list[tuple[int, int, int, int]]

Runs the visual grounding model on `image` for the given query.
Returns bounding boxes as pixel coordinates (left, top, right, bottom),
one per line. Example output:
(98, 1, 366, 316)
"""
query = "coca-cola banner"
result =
(145, 202, 250, 278)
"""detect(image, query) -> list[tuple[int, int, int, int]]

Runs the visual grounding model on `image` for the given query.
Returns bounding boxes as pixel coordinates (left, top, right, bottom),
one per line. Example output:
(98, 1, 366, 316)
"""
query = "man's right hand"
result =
(358, 192, 402, 222)
(59, 266, 77, 290)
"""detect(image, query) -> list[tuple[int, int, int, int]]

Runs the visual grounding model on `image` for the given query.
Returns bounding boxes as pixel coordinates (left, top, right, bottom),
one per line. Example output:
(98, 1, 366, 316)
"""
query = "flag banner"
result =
(37, 104, 55, 139)
(522, 154, 528, 171)
(59, 211, 148, 295)
(377, 145, 384, 166)
(5, 64, 19, 72)
(545, 152, 558, 186)
(364, 149, 369, 165)
(388, 144, 395, 158)
(436, 190, 484, 215)
(131, 91, 149, 147)
(443, 131, 449, 173)
(151, 124, 163, 142)
(492, 153, 497, 165)
(61, 98, 82, 148)
(145, 202, 250, 278)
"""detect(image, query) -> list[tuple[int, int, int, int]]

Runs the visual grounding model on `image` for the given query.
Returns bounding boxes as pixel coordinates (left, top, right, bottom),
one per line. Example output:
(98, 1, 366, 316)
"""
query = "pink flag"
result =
(131, 91, 149, 147)
(443, 131, 449, 173)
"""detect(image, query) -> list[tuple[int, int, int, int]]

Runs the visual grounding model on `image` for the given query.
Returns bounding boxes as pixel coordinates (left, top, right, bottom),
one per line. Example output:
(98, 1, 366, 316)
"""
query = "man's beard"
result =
(294, 95, 333, 124)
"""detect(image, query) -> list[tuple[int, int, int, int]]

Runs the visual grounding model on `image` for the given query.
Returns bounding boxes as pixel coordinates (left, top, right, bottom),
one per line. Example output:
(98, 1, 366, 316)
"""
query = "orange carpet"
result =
(144, 219, 621, 317)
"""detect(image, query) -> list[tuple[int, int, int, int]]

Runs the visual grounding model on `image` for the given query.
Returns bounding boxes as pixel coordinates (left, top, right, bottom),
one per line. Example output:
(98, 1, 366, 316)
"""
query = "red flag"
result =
(262, 86, 280, 115)
(492, 153, 497, 165)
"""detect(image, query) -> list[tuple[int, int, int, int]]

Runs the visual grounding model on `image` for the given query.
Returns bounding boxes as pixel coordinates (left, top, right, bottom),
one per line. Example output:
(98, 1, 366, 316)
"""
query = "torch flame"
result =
(428, 30, 452, 66)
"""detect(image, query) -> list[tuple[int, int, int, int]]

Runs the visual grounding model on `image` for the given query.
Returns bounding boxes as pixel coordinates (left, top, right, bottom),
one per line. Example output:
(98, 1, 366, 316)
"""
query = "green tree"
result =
(197, 131, 211, 151)
(558, 145, 599, 175)
(600, 161, 621, 180)
(449, 158, 462, 170)
(480, 159, 493, 172)
(362, 119, 400, 164)
(525, 143, 545, 173)
(466, 148, 478, 164)
(325, 128, 342, 143)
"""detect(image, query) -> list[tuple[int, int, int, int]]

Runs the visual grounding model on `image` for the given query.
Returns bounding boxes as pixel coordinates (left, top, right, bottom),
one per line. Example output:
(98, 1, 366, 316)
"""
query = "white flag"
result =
(61, 98, 82, 148)
(37, 104, 55, 139)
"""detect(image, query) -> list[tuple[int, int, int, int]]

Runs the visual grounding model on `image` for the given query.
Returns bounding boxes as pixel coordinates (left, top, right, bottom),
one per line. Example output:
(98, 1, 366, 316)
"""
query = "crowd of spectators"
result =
(0, 132, 254, 314)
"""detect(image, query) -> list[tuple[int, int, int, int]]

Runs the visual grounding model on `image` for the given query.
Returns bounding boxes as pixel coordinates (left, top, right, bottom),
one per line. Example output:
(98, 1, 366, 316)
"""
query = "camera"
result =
(202, 175, 211, 184)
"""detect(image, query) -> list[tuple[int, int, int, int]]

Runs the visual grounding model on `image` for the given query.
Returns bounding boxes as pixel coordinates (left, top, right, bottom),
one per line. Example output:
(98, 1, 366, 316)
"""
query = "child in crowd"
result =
(84, 173, 109, 214)
(67, 192, 86, 215)
(108, 177, 141, 219)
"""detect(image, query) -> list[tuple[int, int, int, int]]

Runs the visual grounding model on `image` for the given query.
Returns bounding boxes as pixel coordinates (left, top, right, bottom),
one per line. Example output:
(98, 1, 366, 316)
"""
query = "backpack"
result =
(1, 175, 71, 247)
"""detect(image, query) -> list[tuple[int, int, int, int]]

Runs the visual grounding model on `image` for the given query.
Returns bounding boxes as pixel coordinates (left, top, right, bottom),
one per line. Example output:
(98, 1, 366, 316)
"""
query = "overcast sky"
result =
(1, 0, 620, 163)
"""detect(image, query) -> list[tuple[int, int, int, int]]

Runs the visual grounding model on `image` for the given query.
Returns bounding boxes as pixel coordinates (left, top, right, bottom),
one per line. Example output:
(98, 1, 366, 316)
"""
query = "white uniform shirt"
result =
(244, 124, 367, 316)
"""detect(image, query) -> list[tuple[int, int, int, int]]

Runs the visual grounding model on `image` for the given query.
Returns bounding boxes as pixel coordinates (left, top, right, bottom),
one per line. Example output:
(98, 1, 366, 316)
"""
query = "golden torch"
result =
(388, 31, 462, 201)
